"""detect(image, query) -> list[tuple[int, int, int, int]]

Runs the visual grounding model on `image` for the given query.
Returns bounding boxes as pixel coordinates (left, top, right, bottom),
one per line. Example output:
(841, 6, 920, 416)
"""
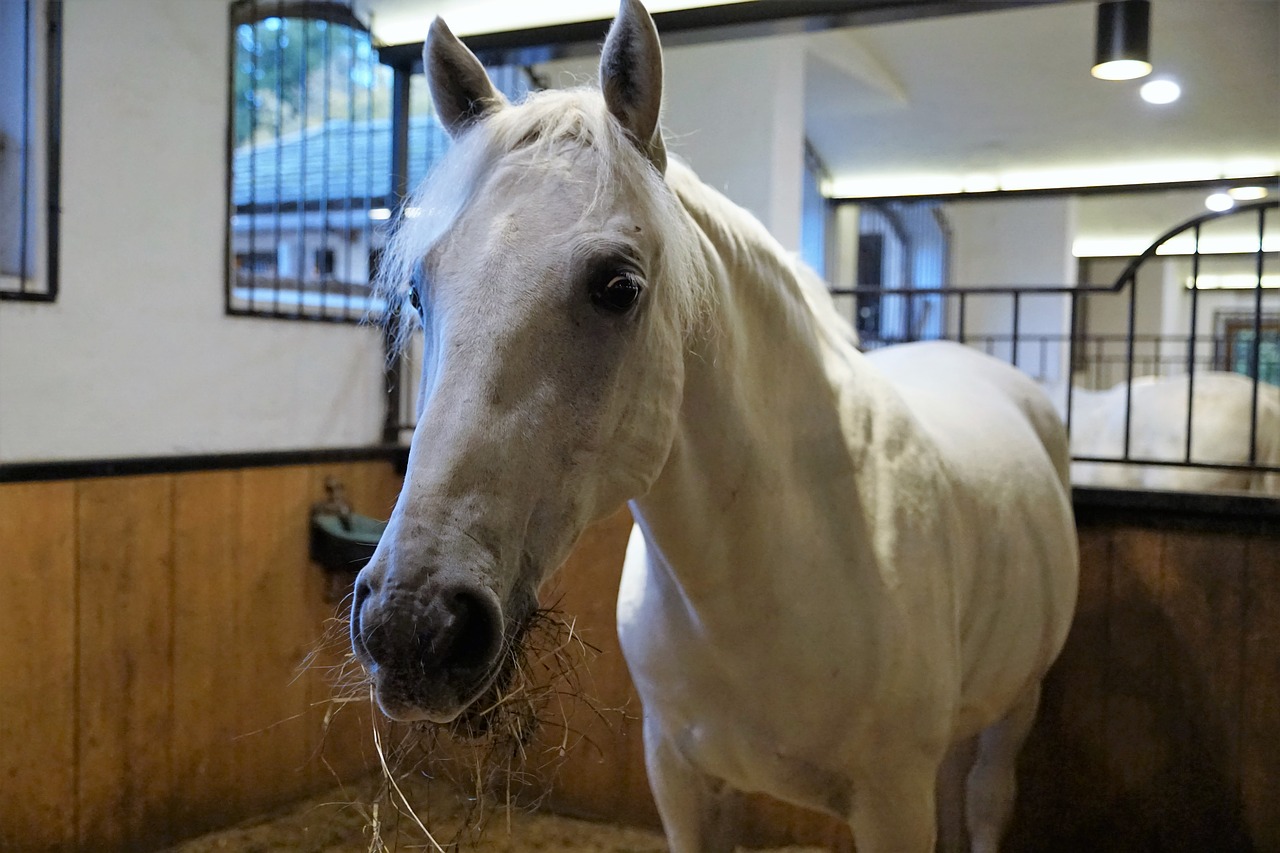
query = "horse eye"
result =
(408, 286, 422, 313)
(590, 273, 643, 314)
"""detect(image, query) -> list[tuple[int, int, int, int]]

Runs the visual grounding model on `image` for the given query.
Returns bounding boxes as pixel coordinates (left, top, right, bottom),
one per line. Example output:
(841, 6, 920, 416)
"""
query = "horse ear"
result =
(600, 0, 666, 172)
(425, 17, 507, 138)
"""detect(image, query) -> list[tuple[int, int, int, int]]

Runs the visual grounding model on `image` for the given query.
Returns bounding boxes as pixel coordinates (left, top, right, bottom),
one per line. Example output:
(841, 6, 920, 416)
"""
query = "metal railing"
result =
(841, 200, 1278, 485)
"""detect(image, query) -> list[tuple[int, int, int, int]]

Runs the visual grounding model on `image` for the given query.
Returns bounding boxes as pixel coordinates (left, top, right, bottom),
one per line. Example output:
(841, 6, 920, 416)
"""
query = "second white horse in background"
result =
(1063, 372, 1280, 493)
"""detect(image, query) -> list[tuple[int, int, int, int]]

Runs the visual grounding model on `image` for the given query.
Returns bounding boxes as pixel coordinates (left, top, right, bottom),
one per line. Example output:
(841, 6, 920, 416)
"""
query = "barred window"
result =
(228, 0, 395, 321)
(1, 0, 60, 301)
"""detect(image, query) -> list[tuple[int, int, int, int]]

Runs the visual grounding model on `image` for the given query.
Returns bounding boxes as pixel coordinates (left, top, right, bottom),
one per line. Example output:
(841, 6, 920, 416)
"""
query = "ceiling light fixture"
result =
(1227, 185, 1270, 201)
(1140, 78, 1180, 104)
(1205, 192, 1235, 212)
(1092, 0, 1152, 80)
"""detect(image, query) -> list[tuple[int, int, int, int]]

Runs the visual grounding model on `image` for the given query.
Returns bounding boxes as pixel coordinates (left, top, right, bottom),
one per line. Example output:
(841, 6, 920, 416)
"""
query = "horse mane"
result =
(663, 159, 862, 358)
(374, 87, 713, 354)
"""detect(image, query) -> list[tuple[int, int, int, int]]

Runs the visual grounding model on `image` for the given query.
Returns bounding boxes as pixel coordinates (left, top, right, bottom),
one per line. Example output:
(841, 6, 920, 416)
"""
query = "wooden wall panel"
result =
(535, 509, 647, 824)
(1241, 531, 1280, 853)
(170, 471, 243, 836)
(303, 461, 405, 785)
(0, 482, 77, 853)
(1008, 521, 1273, 852)
(3, 460, 1277, 853)
(534, 511, 1280, 853)
(76, 475, 176, 851)
(0, 459, 404, 852)
(233, 466, 327, 810)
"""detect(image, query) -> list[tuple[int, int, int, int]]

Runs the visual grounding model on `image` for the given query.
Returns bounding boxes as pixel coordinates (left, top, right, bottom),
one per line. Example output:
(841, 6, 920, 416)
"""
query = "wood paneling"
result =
(303, 461, 403, 785)
(3, 463, 1278, 852)
(1241, 531, 1280, 853)
(170, 471, 243, 836)
(536, 509, 649, 824)
(76, 475, 176, 850)
(0, 482, 77, 853)
(537, 510, 1280, 853)
(0, 460, 403, 852)
(233, 466, 319, 810)
(1007, 521, 1273, 853)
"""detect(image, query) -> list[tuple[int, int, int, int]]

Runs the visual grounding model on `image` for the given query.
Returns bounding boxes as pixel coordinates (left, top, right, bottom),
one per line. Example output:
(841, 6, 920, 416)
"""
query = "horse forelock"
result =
(374, 86, 712, 356)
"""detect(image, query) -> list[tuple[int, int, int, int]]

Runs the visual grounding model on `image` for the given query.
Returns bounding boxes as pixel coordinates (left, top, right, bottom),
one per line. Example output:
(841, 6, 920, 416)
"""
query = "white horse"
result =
(349, 3, 1078, 851)
(1064, 373, 1280, 493)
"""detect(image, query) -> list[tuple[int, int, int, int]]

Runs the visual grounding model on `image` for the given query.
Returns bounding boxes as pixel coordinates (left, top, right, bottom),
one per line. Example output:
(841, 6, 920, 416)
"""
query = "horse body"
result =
(351, 3, 1078, 850)
(619, 163, 1077, 850)
(1067, 373, 1280, 493)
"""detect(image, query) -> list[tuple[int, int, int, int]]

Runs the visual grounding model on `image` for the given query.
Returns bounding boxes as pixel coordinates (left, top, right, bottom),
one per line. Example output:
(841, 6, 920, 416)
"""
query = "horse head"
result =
(350, 0, 701, 724)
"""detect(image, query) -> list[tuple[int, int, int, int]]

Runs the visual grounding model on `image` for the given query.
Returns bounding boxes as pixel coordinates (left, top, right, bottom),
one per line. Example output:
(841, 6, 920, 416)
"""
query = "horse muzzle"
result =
(350, 570, 506, 723)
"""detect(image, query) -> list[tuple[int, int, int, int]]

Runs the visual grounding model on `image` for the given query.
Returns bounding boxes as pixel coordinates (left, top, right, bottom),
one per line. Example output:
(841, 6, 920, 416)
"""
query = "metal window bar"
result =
(272, 3, 285, 316)
(1, 0, 59, 302)
(1250, 205, 1268, 464)
(1065, 291, 1079, 437)
(296, 14, 310, 320)
(1122, 266, 1138, 460)
(1185, 222, 1202, 464)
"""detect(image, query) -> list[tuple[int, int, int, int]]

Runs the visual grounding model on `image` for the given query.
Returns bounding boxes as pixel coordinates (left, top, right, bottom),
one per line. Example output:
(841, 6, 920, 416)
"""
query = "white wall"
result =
(0, 3, 817, 464)
(945, 196, 1077, 381)
(539, 34, 808, 254)
(661, 36, 806, 252)
(0, 0, 387, 462)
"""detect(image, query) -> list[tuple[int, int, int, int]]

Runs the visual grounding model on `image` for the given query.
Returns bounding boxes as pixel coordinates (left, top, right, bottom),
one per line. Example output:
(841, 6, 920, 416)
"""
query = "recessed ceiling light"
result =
(1227, 185, 1270, 201)
(1140, 79, 1181, 104)
(1205, 193, 1235, 212)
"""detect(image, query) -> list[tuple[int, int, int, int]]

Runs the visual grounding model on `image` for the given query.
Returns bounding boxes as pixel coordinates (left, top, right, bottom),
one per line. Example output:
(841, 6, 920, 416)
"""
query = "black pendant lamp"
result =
(1092, 0, 1153, 80)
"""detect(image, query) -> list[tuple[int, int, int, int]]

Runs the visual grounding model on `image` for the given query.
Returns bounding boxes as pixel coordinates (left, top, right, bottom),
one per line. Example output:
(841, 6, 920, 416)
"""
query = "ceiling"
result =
(804, 0, 1279, 197)
(363, 0, 1279, 216)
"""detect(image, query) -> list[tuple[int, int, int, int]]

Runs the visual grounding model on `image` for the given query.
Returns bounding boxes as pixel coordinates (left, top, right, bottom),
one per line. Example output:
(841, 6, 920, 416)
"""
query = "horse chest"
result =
(618, 546, 919, 786)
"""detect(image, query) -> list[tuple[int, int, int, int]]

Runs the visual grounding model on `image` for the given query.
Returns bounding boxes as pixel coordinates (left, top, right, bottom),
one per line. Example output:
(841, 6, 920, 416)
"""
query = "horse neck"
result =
(630, 166, 893, 598)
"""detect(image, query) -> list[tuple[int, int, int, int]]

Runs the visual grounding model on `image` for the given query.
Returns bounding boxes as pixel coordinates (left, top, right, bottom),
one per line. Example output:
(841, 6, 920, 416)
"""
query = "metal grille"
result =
(837, 198, 1280, 483)
(227, 0, 391, 321)
(0, 0, 59, 302)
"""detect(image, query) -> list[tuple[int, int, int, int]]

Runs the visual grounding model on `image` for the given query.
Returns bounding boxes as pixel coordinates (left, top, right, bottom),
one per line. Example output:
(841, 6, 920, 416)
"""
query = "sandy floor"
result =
(163, 776, 827, 853)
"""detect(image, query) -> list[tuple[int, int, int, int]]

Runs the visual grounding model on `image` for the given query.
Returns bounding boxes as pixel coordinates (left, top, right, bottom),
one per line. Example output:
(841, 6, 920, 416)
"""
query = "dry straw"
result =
(305, 596, 623, 851)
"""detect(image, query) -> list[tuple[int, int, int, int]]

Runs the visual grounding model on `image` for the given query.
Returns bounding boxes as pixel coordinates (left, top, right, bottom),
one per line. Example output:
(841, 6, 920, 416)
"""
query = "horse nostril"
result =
(354, 575, 373, 605)
(421, 589, 499, 674)
(353, 593, 390, 669)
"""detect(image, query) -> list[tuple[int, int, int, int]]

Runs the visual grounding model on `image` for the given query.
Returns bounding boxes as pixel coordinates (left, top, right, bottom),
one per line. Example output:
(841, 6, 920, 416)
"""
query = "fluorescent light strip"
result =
(826, 162, 1279, 199)
(1074, 234, 1280, 258)
(1185, 274, 1280, 290)
(372, 0, 755, 45)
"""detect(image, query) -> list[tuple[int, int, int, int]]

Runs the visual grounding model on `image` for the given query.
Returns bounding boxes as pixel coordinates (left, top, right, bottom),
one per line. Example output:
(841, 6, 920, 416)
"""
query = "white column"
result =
(658, 35, 808, 253)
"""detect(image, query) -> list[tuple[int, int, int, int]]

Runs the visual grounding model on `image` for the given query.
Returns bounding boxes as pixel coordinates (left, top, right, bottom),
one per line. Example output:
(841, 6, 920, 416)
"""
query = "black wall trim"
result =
(0, 445, 409, 483)
(1073, 486, 1280, 536)
(2, 454, 1276, 536)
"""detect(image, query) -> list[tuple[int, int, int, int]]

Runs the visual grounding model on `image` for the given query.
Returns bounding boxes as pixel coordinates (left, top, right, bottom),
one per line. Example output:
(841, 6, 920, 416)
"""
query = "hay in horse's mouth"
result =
(309, 601, 619, 850)
(440, 607, 551, 743)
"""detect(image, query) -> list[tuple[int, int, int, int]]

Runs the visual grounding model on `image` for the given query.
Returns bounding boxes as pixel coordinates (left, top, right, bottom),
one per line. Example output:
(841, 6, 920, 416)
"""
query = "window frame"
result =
(224, 0, 389, 323)
(0, 0, 62, 303)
